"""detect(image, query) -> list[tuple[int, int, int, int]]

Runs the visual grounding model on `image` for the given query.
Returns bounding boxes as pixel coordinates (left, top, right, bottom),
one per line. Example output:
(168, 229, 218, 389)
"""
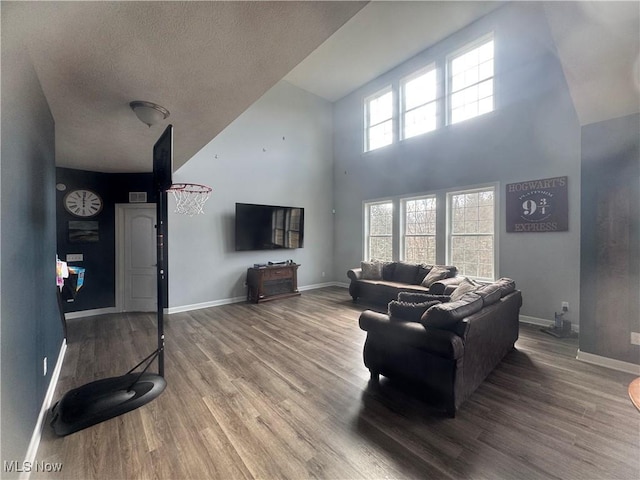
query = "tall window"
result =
(402, 196, 436, 263)
(449, 35, 494, 125)
(364, 87, 393, 152)
(448, 187, 495, 280)
(401, 66, 437, 139)
(365, 201, 393, 261)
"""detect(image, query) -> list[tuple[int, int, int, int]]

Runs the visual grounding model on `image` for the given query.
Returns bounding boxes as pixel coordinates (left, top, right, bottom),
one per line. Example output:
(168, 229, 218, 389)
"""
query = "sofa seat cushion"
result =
(421, 292, 483, 333)
(359, 310, 464, 360)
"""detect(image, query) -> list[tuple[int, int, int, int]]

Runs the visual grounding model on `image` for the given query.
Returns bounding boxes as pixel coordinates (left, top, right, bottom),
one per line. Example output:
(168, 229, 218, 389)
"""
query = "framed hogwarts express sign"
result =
(506, 176, 568, 232)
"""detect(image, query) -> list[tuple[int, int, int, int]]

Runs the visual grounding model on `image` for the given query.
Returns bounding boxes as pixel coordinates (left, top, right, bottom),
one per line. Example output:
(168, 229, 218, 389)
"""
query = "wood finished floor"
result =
(35, 287, 639, 480)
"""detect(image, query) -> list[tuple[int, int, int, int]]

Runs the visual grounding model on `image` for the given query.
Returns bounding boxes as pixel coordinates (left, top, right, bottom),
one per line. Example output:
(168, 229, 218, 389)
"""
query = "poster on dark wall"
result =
(506, 176, 568, 232)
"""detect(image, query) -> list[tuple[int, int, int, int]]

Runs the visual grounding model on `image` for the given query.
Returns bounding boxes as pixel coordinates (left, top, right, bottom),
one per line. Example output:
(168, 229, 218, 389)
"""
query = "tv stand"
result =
(246, 264, 300, 303)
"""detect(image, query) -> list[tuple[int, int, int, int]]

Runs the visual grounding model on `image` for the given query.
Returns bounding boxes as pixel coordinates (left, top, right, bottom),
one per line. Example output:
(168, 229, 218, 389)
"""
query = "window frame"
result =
(445, 184, 498, 281)
(446, 33, 495, 126)
(400, 64, 438, 141)
(364, 86, 394, 152)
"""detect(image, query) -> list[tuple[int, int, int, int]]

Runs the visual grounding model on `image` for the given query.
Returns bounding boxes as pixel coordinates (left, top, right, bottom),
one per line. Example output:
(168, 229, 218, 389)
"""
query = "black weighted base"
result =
(50, 372, 166, 436)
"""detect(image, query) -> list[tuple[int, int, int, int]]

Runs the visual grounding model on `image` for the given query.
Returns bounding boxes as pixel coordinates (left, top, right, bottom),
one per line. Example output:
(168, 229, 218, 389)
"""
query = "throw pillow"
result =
(361, 261, 382, 280)
(449, 277, 479, 302)
(421, 265, 449, 287)
(397, 291, 449, 304)
(415, 264, 433, 285)
(388, 300, 441, 322)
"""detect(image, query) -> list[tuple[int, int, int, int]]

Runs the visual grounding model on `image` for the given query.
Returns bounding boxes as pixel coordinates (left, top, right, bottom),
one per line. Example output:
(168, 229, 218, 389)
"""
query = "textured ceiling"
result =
(5, 1, 367, 173)
(4, 1, 639, 174)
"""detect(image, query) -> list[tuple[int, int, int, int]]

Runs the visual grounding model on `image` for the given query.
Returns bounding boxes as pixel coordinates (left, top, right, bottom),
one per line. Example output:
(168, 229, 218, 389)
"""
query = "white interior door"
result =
(121, 205, 157, 312)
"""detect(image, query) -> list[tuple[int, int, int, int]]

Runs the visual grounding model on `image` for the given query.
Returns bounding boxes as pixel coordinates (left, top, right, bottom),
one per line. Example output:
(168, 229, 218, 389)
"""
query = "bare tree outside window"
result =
(403, 197, 436, 263)
(449, 188, 494, 279)
(366, 202, 393, 261)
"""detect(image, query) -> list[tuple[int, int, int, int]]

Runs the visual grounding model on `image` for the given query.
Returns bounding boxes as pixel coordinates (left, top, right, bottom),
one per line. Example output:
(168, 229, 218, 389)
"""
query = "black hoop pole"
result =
(156, 189, 167, 377)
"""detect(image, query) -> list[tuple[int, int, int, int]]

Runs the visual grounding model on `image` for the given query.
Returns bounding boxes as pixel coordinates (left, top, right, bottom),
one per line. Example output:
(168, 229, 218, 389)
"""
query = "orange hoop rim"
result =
(167, 183, 212, 193)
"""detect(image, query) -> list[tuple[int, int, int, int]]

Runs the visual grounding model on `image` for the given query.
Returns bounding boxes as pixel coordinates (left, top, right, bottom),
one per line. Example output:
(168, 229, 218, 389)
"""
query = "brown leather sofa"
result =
(358, 278, 522, 417)
(347, 262, 461, 304)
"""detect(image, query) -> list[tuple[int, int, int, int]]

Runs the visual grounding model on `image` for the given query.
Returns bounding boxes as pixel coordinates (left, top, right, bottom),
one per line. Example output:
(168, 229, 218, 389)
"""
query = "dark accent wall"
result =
(56, 168, 156, 312)
(580, 113, 640, 365)
(1, 14, 62, 473)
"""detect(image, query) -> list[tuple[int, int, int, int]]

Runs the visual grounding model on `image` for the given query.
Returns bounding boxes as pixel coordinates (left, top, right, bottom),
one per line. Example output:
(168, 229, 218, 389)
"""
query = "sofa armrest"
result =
(359, 310, 464, 360)
(347, 268, 363, 281)
(429, 276, 463, 295)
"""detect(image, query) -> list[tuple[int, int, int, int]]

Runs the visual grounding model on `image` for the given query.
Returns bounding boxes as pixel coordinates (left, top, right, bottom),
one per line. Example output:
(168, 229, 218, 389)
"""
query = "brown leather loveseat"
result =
(358, 277, 522, 417)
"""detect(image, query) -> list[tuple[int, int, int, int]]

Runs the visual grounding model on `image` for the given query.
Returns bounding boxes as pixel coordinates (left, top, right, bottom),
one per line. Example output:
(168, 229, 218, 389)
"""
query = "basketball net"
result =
(167, 183, 212, 216)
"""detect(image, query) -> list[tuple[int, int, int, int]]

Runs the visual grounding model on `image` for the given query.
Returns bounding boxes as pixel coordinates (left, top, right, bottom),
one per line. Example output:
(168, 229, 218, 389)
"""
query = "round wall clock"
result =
(64, 189, 103, 217)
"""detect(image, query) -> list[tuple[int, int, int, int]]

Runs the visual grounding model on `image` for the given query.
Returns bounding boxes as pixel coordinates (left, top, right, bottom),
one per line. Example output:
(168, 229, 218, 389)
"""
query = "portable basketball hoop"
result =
(168, 183, 212, 216)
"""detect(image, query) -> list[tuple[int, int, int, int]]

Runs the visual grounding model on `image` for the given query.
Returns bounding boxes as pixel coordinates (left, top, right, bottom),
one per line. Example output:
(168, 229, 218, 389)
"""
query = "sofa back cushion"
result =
(361, 261, 383, 280)
(449, 277, 480, 302)
(420, 292, 483, 333)
(392, 262, 420, 284)
(475, 283, 502, 306)
(388, 300, 442, 322)
(495, 277, 516, 297)
(381, 261, 397, 280)
(415, 264, 431, 284)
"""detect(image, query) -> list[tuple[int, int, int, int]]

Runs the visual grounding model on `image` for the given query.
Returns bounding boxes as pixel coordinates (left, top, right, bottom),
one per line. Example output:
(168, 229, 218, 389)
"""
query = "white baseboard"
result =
(65, 284, 348, 316)
(519, 314, 579, 332)
(576, 350, 640, 375)
(167, 295, 247, 314)
(64, 306, 118, 319)
(167, 282, 347, 314)
(521, 317, 637, 374)
(299, 281, 339, 291)
(21, 339, 67, 480)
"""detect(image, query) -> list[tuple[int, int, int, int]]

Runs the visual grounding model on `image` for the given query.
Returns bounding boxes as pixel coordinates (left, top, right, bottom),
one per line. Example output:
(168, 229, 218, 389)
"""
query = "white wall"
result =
(168, 81, 335, 309)
(331, 3, 582, 326)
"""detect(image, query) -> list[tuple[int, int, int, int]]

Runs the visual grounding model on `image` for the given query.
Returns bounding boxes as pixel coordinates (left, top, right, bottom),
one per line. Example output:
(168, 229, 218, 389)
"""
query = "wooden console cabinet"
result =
(246, 264, 300, 303)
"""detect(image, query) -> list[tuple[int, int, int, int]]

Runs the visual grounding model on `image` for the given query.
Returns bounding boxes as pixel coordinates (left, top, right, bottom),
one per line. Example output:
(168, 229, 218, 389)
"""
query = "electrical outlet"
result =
(631, 332, 640, 346)
(322, 271, 325, 277)
(66, 253, 83, 262)
(561, 301, 569, 312)
(43, 357, 48, 376)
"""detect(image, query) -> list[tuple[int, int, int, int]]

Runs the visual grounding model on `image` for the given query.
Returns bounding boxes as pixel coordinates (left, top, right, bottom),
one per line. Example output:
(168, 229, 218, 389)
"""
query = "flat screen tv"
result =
(235, 203, 304, 251)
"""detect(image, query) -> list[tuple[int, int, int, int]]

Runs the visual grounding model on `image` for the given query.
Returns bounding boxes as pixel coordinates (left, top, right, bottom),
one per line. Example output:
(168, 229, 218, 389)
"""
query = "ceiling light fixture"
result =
(129, 101, 170, 127)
